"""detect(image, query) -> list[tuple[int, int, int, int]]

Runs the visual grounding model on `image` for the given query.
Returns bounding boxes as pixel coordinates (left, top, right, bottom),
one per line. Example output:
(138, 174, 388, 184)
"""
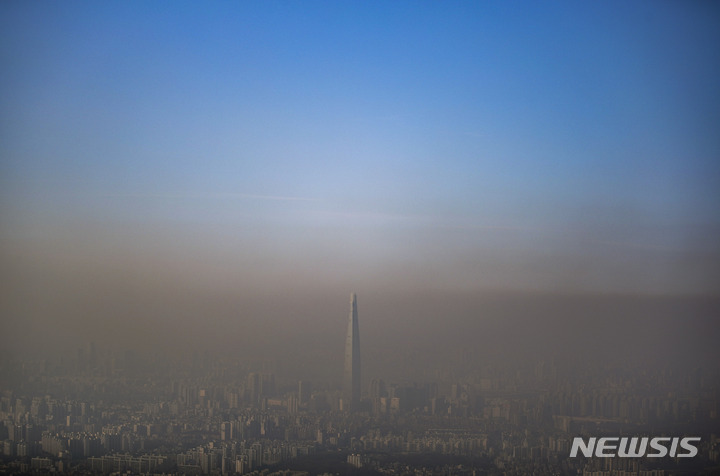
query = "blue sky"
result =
(2, 1, 719, 296)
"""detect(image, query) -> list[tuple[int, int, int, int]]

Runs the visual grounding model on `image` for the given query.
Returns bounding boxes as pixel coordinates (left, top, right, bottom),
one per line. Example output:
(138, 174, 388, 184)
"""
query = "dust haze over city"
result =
(1, 1, 720, 474)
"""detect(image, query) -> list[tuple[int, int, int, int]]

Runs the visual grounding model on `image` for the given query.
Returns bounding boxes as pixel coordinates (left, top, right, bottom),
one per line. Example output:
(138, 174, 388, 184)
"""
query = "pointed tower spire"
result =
(344, 293, 361, 411)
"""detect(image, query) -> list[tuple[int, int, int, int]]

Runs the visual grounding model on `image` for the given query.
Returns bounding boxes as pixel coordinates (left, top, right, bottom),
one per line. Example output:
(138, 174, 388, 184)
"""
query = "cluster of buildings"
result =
(0, 294, 718, 474)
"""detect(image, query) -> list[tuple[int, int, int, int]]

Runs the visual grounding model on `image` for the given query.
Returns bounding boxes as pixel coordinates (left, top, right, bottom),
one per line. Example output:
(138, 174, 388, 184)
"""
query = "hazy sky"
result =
(1, 2, 719, 358)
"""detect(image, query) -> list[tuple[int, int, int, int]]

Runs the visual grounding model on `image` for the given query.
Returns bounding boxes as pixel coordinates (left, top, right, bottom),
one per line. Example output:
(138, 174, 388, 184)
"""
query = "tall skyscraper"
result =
(344, 292, 361, 411)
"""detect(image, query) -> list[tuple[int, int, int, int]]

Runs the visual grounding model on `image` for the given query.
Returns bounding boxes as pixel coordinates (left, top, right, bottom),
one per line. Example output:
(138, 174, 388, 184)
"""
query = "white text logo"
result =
(569, 437, 700, 458)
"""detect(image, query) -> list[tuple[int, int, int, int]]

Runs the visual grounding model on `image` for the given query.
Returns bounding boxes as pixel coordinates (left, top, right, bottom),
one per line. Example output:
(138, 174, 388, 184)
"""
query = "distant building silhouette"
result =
(344, 293, 361, 411)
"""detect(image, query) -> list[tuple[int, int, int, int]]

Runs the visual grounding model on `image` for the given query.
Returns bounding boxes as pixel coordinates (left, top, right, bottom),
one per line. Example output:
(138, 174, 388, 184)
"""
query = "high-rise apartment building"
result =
(344, 293, 361, 411)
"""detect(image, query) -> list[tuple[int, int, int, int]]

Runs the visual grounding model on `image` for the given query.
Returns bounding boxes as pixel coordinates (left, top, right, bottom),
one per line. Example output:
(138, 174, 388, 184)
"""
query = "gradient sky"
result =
(1, 0, 720, 348)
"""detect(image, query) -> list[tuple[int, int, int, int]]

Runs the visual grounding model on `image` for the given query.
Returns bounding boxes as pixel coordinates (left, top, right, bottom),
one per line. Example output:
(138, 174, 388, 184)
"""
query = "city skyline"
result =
(1, 2, 719, 472)
(3, 333, 718, 475)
